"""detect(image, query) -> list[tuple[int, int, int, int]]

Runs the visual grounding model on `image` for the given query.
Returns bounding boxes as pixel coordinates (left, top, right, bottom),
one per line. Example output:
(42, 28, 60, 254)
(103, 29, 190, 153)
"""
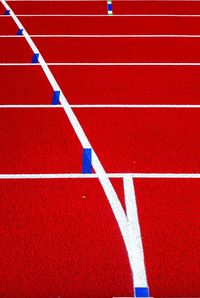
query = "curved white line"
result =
(1, 0, 149, 294)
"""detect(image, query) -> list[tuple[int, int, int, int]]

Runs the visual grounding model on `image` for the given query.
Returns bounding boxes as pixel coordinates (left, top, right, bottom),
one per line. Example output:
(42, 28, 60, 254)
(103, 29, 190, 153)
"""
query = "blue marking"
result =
(32, 53, 39, 63)
(17, 28, 23, 35)
(52, 90, 60, 105)
(135, 287, 149, 297)
(82, 148, 92, 174)
(4, 9, 10, 15)
(107, 3, 112, 11)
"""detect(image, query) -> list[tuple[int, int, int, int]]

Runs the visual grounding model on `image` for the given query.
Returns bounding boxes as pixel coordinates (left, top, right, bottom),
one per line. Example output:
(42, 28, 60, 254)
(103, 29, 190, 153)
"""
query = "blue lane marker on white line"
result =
(4, 9, 10, 15)
(52, 90, 60, 105)
(107, 0, 113, 15)
(32, 53, 39, 63)
(107, 3, 112, 11)
(135, 287, 149, 297)
(16, 28, 23, 35)
(82, 148, 92, 174)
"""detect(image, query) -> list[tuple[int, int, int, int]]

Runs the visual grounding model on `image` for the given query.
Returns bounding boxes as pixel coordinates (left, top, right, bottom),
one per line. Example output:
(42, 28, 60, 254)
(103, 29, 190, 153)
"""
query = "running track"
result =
(0, 1, 200, 297)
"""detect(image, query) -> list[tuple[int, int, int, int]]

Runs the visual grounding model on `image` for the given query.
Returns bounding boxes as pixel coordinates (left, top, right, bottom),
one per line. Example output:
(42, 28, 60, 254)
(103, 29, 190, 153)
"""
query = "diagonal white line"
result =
(123, 175, 148, 290)
(1, 0, 140, 294)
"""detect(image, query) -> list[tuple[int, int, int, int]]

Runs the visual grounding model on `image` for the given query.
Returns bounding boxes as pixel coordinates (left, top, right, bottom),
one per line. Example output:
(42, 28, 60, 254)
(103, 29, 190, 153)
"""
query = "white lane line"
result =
(46, 62, 200, 65)
(123, 175, 148, 292)
(1, 173, 200, 179)
(2, 62, 200, 66)
(3, 0, 200, 1)
(30, 35, 200, 38)
(0, 35, 28, 37)
(71, 104, 200, 108)
(0, 63, 37, 65)
(1, 104, 200, 108)
(70, 104, 200, 108)
(1, 0, 138, 294)
(9, 14, 200, 17)
(2, 34, 200, 38)
(4, 34, 200, 38)
(15, 14, 111, 16)
(6, 0, 106, 1)
(0, 105, 62, 108)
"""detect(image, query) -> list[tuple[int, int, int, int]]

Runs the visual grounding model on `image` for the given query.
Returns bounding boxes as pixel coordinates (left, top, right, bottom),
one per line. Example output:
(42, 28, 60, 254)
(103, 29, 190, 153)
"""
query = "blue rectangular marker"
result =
(52, 90, 60, 105)
(82, 148, 92, 174)
(4, 9, 10, 15)
(135, 287, 149, 297)
(107, 3, 112, 11)
(32, 53, 39, 63)
(17, 28, 23, 35)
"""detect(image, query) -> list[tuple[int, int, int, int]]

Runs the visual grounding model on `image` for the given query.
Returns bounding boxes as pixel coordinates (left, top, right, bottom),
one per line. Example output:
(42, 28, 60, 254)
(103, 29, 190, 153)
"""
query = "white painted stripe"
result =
(15, 14, 112, 16)
(1, 0, 137, 293)
(1, 104, 200, 109)
(1, 0, 199, 1)
(30, 35, 200, 38)
(2, 34, 200, 38)
(123, 175, 148, 289)
(1, 173, 200, 179)
(11, 14, 200, 17)
(0, 63, 38, 65)
(46, 62, 200, 65)
(2, 62, 200, 66)
(0, 36, 23, 37)
(121, 0, 200, 1)
(0, 105, 61, 108)
(6, 0, 106, 1)
(70, 104, 200, 108)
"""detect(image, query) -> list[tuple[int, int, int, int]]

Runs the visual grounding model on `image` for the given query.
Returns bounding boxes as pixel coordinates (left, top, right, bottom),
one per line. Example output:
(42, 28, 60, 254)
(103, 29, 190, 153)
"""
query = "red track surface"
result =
(50, 65, 200, 104)
(0, 178, 133, 297)
(0, 1, 200, 297)
(19, 15, 200, 35)
(32, 37, 200, 62)
(113, 0, 200, 15)
(135, 178, 200, 296)
(0, 109, 83, 173)
(0, 17, 18, 34)
(8, 1, 107, 15)
(3, 33, 200, 64)
(75, 108, 200, 173)
(0, 66, 52, 104)
(0, 37, 33, 62)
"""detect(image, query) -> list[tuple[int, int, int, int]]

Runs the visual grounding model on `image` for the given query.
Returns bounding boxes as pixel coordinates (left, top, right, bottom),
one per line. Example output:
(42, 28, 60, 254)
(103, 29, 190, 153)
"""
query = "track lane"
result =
(8, 1, 107, 15)
(32, 37, 200, 63)
(0, 178, 133, 298)
(50, 65, 200, 105)
(75, 108, 200, 173)
(17, 15, 200, 35)
(135, 178, 200, 296)
(0, 66, 52, 104)
(0, 109, 83, 173)
(0, 16, 18, 35)
(113, 0, 200, 15)
(0, 37, 33, 62)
